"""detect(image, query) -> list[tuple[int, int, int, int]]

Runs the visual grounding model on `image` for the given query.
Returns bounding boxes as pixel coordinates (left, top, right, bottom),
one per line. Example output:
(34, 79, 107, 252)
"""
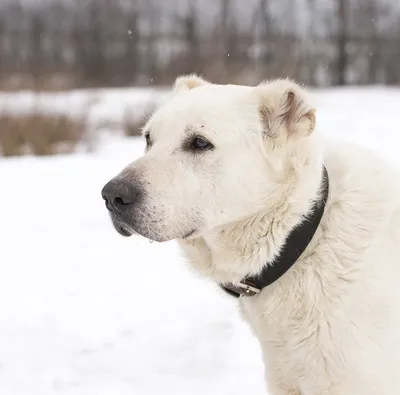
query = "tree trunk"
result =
(335, 0, 349, 85)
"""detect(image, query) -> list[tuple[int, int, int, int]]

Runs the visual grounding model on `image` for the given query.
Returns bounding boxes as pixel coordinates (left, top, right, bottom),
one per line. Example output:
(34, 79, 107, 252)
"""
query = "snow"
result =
(0, 88, 170, 133)
(1, 86, 400, 395)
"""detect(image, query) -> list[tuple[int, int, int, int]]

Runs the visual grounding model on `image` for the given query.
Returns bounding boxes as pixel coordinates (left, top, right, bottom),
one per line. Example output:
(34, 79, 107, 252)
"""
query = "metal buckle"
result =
(236, 281, 261, 297)
(222, 281, 261, 298)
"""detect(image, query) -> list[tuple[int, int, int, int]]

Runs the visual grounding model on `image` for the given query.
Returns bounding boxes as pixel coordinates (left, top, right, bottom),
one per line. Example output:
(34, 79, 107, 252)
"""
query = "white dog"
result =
(102, 75, 400, 394)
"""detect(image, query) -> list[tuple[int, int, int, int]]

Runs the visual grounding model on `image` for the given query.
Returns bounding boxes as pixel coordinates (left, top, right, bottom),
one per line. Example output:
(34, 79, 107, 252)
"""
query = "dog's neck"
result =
(179, 147, 325, 285)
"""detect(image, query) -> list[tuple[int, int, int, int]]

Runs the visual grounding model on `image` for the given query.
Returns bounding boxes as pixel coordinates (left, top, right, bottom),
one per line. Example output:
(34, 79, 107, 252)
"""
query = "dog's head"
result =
(101, 75, 317, 242)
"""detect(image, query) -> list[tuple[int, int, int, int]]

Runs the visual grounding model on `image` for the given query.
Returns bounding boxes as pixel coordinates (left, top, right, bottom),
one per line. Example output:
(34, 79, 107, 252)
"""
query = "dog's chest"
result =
(239, 274, 348, 390)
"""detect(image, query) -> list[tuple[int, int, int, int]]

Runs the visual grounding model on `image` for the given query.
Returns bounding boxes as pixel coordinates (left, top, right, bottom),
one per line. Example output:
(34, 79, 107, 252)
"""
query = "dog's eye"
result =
(144, 132, 151, 147)
(191, 136, 213, 151)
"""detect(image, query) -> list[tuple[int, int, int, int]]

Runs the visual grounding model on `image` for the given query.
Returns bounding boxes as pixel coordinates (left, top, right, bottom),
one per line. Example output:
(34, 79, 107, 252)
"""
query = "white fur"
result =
(116, 75, 400, 394)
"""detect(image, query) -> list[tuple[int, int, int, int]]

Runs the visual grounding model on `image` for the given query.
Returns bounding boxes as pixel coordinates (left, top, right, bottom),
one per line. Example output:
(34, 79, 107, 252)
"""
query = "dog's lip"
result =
(110, 213, 196, 242)
(115, 223, 134, 237)
(181, 229, 196, 239)
(111, 215, 134, 237)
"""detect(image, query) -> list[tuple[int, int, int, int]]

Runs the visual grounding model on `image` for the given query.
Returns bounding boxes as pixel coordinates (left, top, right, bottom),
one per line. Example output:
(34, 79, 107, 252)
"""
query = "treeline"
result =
(0, 0, 399, 90)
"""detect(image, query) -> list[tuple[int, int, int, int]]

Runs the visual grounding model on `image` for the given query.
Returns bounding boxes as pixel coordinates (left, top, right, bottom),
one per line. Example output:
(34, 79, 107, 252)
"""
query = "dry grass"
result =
(0, 112, 87, 157)
(0, 71, 80, 92)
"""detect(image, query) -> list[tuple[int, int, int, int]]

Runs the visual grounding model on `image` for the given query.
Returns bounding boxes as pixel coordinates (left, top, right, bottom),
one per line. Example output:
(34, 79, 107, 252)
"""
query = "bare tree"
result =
(0, 0, 399, 89)
(306, 0, 318, 85)
(335, 0, 350, 85)
(179, 5, 201, 75)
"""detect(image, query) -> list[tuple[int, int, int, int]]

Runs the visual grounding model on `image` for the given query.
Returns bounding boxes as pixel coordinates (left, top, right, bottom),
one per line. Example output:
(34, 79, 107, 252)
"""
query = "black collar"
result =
(221, 166, 329, 298)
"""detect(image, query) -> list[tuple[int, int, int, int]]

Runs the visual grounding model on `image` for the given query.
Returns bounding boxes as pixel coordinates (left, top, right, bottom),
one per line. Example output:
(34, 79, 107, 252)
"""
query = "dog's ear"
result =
(173, 74, 209, 94)
(257, 79, 316, 142)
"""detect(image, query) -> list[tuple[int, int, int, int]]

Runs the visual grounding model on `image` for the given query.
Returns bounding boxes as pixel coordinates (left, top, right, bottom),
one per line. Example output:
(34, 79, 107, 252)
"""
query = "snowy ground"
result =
(1, 86, 400, 395)
(0, 88, 170, 132)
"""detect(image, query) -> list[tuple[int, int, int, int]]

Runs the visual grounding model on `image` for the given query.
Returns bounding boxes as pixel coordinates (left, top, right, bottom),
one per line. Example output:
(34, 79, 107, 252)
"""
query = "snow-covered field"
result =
(0, 88, 170, 133)
(1, 86, 400, 395)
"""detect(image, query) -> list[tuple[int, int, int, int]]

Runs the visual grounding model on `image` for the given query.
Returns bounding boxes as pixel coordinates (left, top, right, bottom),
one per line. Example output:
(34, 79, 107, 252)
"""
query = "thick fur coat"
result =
(102, 75, 400, 394)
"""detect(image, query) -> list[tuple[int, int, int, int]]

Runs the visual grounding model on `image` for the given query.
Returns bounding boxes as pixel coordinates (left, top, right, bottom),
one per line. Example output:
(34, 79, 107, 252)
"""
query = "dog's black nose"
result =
(101, 179, 140, 213)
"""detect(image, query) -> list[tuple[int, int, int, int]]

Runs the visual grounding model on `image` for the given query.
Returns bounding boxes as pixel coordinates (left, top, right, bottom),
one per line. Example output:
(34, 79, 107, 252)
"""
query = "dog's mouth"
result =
(110, 215, 135, 237)
(181, 229, 196, 240)
(109, 213, 197, 242)
(114, 222, 134, 237)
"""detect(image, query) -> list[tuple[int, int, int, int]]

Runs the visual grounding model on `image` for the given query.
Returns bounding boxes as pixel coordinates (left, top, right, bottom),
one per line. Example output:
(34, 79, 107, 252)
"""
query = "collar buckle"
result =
(222, 280, 261, 298)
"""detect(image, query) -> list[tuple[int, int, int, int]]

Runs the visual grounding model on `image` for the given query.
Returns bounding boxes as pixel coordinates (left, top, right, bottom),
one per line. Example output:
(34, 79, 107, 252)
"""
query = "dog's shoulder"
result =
(324, 139, 400, 222)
